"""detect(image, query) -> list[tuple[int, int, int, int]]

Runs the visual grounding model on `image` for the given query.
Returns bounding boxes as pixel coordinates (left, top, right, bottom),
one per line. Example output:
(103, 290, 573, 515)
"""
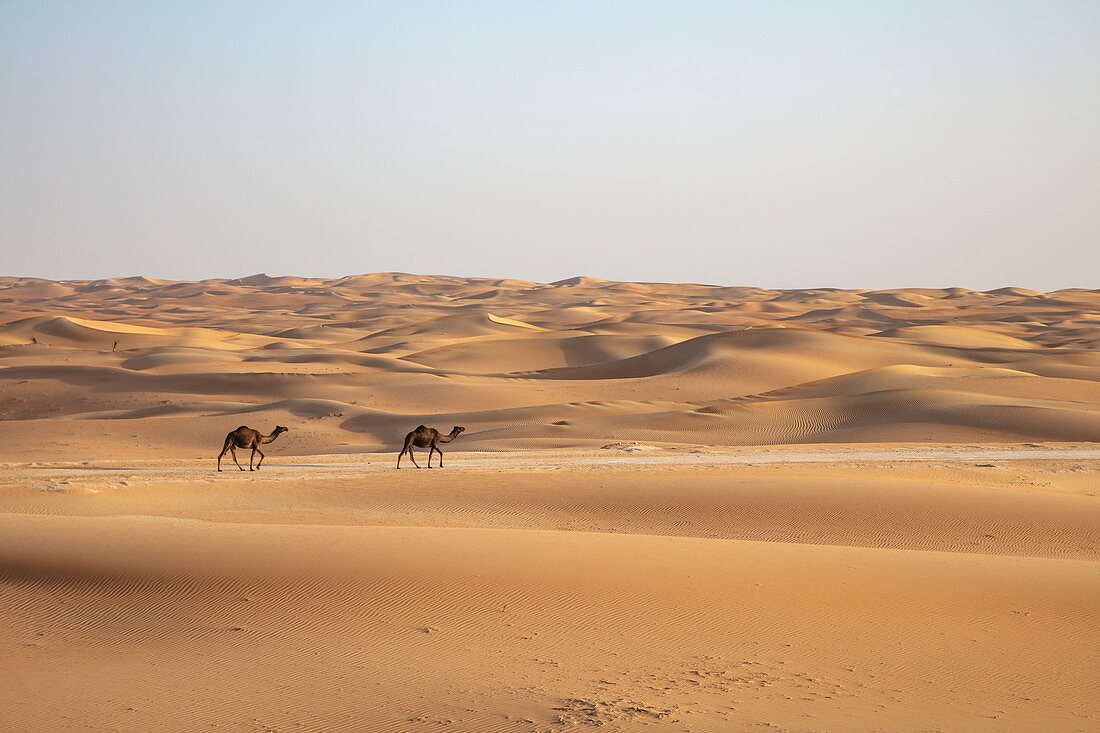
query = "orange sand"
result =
(0, 274, 1097, 731)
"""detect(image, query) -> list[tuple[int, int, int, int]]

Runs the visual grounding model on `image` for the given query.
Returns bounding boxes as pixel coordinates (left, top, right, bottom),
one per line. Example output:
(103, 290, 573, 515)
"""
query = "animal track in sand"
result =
(553, 697, 676, 726)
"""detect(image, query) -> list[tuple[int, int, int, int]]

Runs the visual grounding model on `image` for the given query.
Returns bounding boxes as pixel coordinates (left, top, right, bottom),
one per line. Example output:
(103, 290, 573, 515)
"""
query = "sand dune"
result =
(0, 314, 271, 350)
(0, 273, 1097, 731)
(871, 324, 1037, 348)
(0, 274, 1097, 454)
(401, 333, 680, 373)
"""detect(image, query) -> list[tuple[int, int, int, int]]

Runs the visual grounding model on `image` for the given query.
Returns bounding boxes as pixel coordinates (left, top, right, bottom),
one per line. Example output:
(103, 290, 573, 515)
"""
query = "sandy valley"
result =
(0, 274, 1097, 731)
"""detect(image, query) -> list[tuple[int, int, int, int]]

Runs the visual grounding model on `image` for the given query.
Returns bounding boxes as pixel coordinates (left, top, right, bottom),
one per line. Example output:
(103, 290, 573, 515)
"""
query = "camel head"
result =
(450, 426, 465, 436)
(273, 425, 289, 436)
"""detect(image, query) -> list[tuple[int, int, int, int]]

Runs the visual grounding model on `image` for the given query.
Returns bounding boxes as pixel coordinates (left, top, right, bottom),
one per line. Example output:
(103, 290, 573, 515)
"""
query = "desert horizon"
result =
(4, 1, 1099, 729)
(1, 272, 1097, 731)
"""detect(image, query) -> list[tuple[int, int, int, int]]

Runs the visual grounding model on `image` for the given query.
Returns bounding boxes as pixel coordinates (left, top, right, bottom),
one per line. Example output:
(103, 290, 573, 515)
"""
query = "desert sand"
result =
(0, 273, 1098, 732)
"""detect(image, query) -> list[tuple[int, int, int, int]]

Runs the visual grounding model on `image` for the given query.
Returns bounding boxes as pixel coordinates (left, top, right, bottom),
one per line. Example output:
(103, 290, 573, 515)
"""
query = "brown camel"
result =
(217, 425, 288, 472)
(397, 425, 465, 468)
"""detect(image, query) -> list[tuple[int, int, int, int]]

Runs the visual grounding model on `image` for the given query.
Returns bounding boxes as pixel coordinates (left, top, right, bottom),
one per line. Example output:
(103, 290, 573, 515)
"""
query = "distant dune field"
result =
(0, 274, 1097, 732)
(1, 273, 1098, 457)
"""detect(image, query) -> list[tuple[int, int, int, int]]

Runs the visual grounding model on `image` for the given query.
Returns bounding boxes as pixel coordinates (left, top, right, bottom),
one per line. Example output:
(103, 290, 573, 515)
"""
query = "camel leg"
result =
(427, 441, 439, 468)
(249, 446, 257, 471)
(398, 437, 416, 468)
(255, 447, 265, 470)
(217, 438, 233, 472)
(436, 446, 444, 468)
(229, 446, 244, 471)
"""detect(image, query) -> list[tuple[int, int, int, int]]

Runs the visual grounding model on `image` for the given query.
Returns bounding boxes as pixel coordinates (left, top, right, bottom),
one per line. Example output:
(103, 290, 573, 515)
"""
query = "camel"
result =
(397, 425, 465, 468)
(217, 425, 288, 472)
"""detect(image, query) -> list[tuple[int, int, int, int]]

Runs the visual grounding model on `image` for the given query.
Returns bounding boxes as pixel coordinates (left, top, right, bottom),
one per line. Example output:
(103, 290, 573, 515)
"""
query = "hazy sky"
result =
(2, 1, 1097, 288)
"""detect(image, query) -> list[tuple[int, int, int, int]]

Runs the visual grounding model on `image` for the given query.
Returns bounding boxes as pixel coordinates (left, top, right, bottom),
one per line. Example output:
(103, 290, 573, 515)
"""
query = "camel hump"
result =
(235, 425, 249, 431)
(415, 424, 426, 431)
